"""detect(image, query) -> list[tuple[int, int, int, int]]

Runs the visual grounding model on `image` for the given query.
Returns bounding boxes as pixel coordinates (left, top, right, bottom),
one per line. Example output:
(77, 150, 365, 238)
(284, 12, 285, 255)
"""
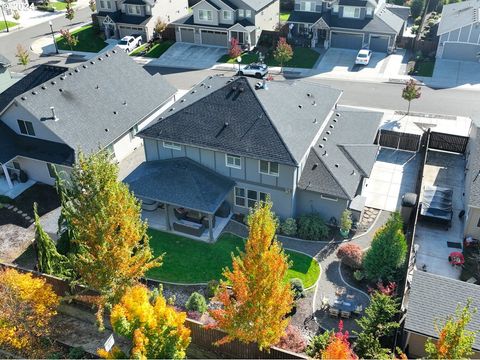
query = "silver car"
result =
(238, 63, 268, 78)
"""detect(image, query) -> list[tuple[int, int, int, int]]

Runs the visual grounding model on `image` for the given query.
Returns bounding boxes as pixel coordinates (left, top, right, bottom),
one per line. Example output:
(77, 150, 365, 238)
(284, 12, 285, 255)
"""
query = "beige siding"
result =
(253, 0, 279, 43)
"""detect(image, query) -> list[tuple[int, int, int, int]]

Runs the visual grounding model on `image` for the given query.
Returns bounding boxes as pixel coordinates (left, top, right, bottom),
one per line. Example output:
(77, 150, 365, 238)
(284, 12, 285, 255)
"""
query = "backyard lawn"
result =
(56, 25, 107, 53)
(0, 21, 17, 31)
(130, 40, 174, 58)
(147, 230, 320, 287)
(280, 12, 291, 21)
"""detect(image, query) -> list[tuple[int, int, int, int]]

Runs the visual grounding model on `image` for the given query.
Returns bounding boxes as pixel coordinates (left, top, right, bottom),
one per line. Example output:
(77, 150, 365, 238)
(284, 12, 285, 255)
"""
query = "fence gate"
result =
(428, 132, 469, 154)
(377, 130, 422, 152)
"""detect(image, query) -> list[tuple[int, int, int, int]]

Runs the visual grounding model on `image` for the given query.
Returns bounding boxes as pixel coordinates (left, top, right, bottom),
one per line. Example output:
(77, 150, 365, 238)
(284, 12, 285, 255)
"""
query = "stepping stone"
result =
(12, 207, 18, 211)
(25, 216, 31, 220)
(17, 210, 23, 214)
(6, 205, 13, 209)
(22, 213, 28, 217)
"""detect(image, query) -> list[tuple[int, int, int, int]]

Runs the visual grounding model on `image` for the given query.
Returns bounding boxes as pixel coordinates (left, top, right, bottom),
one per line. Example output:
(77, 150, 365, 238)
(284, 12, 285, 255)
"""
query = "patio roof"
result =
(124, 158, 235, 214)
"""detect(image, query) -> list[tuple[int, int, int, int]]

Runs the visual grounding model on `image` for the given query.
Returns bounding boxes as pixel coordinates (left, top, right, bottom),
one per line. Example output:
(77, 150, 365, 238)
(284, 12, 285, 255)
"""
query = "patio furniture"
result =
(215, 201, 231, 218)
(202, 216, 216, 229)
(420, 185, 453, 227)
(346, 294, 355, 301)
(173, 220, 205, 237)
(354, 304, 363, 315)
(329, 307, 339, 317)
(141, 199, 159, 211)
(336, 286, 346, 296)
(174, 207, 187, 220)
(340, 311, 351, 319)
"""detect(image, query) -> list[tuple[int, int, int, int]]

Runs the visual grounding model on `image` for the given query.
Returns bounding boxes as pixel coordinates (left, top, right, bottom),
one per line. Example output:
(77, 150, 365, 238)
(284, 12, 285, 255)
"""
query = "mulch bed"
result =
(289, 289, 319, 339)
(13, 184, 60, 218)
(0, 207, 31, 228)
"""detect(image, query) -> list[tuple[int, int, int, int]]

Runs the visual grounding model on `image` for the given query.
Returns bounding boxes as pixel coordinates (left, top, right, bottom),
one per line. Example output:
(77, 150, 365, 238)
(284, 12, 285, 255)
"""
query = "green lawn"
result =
(147, 230, 320, 287)
(50, 1, 68, 10)
(217, 47, 320, 69)
(56, 25, 107, 53)
(0, 21, 17, 31)
(412, 59, 435, 77)
(130, 40, 174, 58)
(280, 12, 291, 22)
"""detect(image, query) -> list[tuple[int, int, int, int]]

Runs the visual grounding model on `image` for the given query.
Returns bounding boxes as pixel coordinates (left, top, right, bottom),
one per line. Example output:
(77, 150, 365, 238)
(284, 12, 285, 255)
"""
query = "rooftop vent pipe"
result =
(50, 106, 58, 121)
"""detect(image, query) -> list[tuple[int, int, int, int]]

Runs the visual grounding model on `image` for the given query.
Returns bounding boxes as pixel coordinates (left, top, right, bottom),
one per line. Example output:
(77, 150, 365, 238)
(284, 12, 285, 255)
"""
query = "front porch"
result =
(288, 12, 330, 48)
(0, 162, 35, 199)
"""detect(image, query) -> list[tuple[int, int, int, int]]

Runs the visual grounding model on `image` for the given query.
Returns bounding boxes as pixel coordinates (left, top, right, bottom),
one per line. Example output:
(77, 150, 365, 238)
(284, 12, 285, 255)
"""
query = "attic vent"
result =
(51, 81, 56, 85)
(351, 170, 356, 175)
(319, 144, 324, 148)
(312, 163, 318, 170)
(31, 91, 37, 95)
(323, 137, 327, 141)
(123, 100, 127, 106)
(335, 113, 340, 117)
(105, 128, 109, 132)
(209, 75, 213, 79)
(322, 151, 328, 156)
(181, 99, 186, 102)
(82, 65, 88, 69)
(112, 49, 117, 54)
(312, 101, 317, 106)
(90, 61, 95, 65)
(21, 96, 27, 100)
(59, 88, 63, 92)
(41, 85, 46, 90)
(74, 69, 79, 73)
(207, 85, 212, 89)
(335, 164, 339, 168)
(68, 72, 73, 76)
(105, 53, 110, 57)
(329, 124, 334, 129)
(169, 108, 175, 112)
(298, 104, 303, 109)
(313, 118, 317, 124)
(191, 90, 197, 94)
(200, 83, 205, 87)
(326, 131, 331, 135)
(307, 93, 312, 97)
(98, 57, 103, 61)
(113, 111, 118, 115)
(95, 85, 99, 89)
(60, 76, 66, 80)
(333, 118, 338, 122)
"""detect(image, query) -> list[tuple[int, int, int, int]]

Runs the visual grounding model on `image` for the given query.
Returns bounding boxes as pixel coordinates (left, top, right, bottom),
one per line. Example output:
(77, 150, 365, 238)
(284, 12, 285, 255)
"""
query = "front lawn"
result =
(50, 1, 68, 10)
(56, 25, 107, 53)
(147, 230, 320, 287)
(280, 12, 291, 22)
(0, 21, 17, 31)
(411, 59, 435, 77)
(129, 40, 174, 58)
(217, 51, 259, 64)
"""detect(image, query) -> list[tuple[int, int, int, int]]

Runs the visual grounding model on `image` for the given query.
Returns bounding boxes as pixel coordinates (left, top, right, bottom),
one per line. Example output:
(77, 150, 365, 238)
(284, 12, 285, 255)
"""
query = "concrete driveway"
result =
(431, 59, 480, 88)
(151, 42, 227, 69)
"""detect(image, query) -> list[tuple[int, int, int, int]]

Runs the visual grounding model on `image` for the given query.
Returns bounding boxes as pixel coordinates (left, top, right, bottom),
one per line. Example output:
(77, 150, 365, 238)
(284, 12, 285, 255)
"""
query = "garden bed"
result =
(56, 25, 107, 53)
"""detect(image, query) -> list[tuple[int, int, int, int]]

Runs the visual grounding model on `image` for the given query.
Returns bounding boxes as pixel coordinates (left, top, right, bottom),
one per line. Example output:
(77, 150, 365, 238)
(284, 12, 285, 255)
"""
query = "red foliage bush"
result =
(337, 243, 363, 269)
(276, 324, 307, 353)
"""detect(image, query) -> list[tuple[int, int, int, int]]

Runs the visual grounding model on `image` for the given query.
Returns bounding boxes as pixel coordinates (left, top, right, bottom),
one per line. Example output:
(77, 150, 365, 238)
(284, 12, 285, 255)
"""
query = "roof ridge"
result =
(375, 5, 403, 32)
(310, 147, 350, 198)
(337, 144, 369, 176)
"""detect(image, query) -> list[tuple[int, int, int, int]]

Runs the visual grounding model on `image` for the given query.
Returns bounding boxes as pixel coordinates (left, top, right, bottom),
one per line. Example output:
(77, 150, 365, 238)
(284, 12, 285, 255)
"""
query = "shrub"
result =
(297, 213, 329, 240)
(281, 218, 297, 236)
(186, 292, 207, 314)
(411, 0, 425, 18)
(206, 280, 219, 298)
(276, 325, 306, 353)
(68, 347, 86, 359)
(340, 209, 353, 233)
(414, 16, 422, 25)
(353, 270, 365, 281)
(290, 278, 304, 300)
(306, 329, 334, 357)
(337, 243, 363, 270)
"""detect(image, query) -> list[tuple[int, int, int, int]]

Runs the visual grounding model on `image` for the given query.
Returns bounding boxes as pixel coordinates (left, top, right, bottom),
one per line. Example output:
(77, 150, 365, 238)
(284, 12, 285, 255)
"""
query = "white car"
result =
(117, 35, 142, 53)
(355, 49, 372, 65)
(238, 63, 268, 78)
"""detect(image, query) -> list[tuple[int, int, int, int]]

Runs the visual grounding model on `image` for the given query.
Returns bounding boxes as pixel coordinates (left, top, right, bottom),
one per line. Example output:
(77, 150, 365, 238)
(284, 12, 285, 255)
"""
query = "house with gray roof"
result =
(0, 54, 20, 94)
(403, 270, 480, 358)
(0, 50, 176, 194)
(125, 75, 382, 241)
(94, 0, 189, 41)
(436, 0, 480, 62)
(463, 118, 480, 238)
(288, 0, 409, 52)
(172, 0, 279, 47)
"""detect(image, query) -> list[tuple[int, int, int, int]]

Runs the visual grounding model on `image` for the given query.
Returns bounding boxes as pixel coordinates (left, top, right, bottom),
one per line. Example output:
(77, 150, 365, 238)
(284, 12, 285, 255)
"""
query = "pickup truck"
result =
(116, 35, 142, 53)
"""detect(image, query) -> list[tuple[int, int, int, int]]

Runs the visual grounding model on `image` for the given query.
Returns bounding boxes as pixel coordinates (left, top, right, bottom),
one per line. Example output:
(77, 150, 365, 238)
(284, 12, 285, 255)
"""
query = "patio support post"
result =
(165, 204, 171, 230)
(1, 164, 13, 189)
(208, 214, 214, 242)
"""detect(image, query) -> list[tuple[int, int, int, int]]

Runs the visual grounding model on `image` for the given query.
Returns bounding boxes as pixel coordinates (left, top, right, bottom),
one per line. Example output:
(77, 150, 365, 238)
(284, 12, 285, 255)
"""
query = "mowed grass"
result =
(147, 230, 320, 287)
(129, 40, 174, 57)
(0, 21, 17, 31)
(280, 12, 291, 21)
(51, 1, 68, 10)
(412, 59, 435, 77)
(56, 25, 107, 52)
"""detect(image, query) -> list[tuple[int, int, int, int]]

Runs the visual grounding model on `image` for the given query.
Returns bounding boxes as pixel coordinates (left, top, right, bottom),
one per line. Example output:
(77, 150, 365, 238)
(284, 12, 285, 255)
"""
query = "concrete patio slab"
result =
(149, 42, 227, 69)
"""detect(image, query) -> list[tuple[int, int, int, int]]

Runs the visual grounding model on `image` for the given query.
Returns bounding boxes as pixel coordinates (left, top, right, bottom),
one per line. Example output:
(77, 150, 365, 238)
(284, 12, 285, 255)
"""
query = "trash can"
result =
(401, 193, 417, 224)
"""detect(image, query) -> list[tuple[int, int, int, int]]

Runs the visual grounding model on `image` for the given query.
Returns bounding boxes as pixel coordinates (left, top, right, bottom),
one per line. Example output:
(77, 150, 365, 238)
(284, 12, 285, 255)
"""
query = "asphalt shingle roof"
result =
(298, 109, 381, 199)
(240, 0, 276, 11)
(0, 54, 11, 67)
(124, 157, 235, 213)
(173, 14, 254, 29)
(405, 270, 480, 351)
(8, 50, 176, 155)
(97, 10, 151, 25)
(289, 11, 323, 23)
(140, 76, 342, 165)
(437, 0, 480, 35)
(385, 3, 410, 21)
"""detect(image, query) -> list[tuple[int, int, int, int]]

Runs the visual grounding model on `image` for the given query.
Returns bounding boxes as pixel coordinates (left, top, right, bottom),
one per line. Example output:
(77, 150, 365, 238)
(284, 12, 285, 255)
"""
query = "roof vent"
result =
(51, 81, 56, 85)
(60, 76, 65, 80)
(112, 49, 117, 54)
(105, 53, 110, 57)
(322, 151, 328, 156)
(41, 85, 46, 90)
(313, 118, 317, 124)
(319, 144, 324, 148)
(50, 106, 58, 121)
(351, 170, 356, 175)
(82, 65, 88, 69)
(336, 113, 340, 117)
(312, 101, 317, 106)
(68, 72, 73, 76)
(224, 121, 229, 127)
(200, 83, 205, 87)
(90, 61, 95, 65)
(326, 131, 331, 135)
(312, 163, 318, 170)
(113, 111, 118, 115)
(123, 100, 127, 106)
(323, 137, 327, 141)
(181, 99, 186, 102)
(191, 90, 197, 94)
(333, 118, 338, 122)
(307, 92, 312, 97)
(98, 57, 103, 61)
(21, 96, 27, 100)
(209, 75, 213, 79)
(169, 107, 175, 112)
(329, 124, 334, 129)
(31, 90, 37, 95)
(59, 88, 63, 92)
(207, 85, 212, 89)
(298, 104, 303, 109)
(335, 164, 339, 168)
(105, 128, 109, 132)
(95, 85, 99, 89)
(74, 69, 79, 73)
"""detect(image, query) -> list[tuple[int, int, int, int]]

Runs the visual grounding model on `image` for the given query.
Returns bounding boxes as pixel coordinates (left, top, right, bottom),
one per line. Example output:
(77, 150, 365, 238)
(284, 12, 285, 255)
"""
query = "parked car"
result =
(355, 49, 372, 65)
(238, 63, 268, 78)
(117, 35, 142, 53)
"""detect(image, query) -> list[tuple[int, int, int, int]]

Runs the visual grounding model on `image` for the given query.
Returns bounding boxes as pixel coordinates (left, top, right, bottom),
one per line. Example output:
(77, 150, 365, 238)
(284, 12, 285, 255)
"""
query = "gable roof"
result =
(97, 10, 151, 25)
(385, 3, 410, 21)
(239, 0, 276, 11)
(139, 76, 342, 166)
(0, 54, 11, 67)
(298, 109, 381, 200)
(5, 50, 176, 155)
(437, 0, 480, 35)
(405, 270, 480, 351)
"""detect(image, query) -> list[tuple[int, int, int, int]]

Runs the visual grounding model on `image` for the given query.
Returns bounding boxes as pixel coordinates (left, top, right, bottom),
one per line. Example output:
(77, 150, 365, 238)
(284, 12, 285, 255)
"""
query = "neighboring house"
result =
(95, 0, 189, 41)
(172, 0, 280, 47)
(464, 118, 480, 238)
(0, 50, 176, 191)
(125, 75, 382, 241)
(288, 0, 409, 52)
(403, 270, 480, 358)
(0, 55, 18, 94)
(436, 0, 480, 62)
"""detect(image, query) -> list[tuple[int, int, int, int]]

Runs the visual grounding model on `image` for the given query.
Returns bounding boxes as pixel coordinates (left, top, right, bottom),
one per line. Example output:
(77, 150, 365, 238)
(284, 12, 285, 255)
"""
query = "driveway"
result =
(151, 43, 227, 69)
(431, 59, 480, 88)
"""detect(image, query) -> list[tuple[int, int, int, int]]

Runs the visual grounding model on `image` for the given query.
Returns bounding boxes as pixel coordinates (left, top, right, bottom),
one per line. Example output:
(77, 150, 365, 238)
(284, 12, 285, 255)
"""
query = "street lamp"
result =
(49, 20, 59, 54)
(236, 55, 242, 75)
(1, 5, 9, 33)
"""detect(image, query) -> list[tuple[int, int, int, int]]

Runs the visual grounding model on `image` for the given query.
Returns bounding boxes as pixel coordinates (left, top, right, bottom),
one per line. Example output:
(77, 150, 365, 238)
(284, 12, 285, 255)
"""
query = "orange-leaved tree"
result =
(210, 200, 294, 350)
(0, 268, 60, 356)
(98, 284, 191, 359)
(321, 321, 357, 360)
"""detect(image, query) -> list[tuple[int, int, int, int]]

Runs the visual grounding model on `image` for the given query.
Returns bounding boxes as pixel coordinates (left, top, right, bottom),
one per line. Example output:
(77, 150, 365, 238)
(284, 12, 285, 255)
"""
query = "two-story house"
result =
(288, 0, 409, 52)
(172, 0, 279, 48)
(0, 50, 176, 195)
(125, 75, 382, 241)
(95, 0, 189, 41)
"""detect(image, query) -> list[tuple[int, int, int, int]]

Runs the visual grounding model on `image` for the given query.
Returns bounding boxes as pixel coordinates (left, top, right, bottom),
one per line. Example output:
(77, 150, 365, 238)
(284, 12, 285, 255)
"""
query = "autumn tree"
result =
(153, 17, 167, 40)
(98, 284, 191, 359)
(59, 28, 78, 51)
(88, 0, 96, 12)
(65, 0, 75, 21)
(56, 151, 161, 328)
(273, 37, 293, 72)
(0, 268, 60, 356)
(425, 299, 478, 359)
(15, 44, 29, 70)
(210, 201, 294, 350)
(229, 37, 242, 60)
(321, 321, 357, 360)
(402, 79, 421, 114)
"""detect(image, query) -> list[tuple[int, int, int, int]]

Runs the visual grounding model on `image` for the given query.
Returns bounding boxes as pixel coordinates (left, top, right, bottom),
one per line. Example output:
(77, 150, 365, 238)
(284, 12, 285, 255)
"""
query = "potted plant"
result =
(340, 209, 352, 238)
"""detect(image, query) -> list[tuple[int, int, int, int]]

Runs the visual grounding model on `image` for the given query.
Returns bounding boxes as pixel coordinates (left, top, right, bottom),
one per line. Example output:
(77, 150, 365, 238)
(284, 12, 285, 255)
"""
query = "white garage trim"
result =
(178, 27, 195, 42)
(200, 29, 228, 46)
(329, 30, 365, 44)
(368, 33, 391, 52)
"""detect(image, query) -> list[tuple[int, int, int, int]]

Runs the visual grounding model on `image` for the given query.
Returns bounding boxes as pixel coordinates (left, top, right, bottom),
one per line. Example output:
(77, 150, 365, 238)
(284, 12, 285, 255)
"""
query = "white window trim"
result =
(225, 154, 241, 169)
(223, 10, 232, 20)
(163, 141, 182, 150)
(300, 1, 315, 12)
(333, 4, 339, 12)
(235, 187, 270, 208)
(245, 9, 252, 18)
(199, 9, 213, 21)
(321, 194, 338, 202)
(366, 6, 373, 15)
(234, 186, 246, 207)
(259, 160, 279, 177)
(343, 6, 361, 18)
(17, 119, 35, 137)
(238, 9, 244, 17)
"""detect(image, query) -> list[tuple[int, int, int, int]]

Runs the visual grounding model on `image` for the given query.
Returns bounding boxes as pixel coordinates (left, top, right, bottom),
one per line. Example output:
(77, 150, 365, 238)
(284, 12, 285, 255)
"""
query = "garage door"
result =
(442, 42, 480, 62)
(201, 30, 228, 46)
(330, 32, 363, 49)
(369, 36, 389, 52)
(180, 28, 194, 43)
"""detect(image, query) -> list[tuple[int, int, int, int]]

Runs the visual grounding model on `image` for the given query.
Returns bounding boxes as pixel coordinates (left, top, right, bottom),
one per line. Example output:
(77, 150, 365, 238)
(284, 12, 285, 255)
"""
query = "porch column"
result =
(208, 214, 214, 242)
(1, 164, 13, 189)
(165, 203, 171, 230)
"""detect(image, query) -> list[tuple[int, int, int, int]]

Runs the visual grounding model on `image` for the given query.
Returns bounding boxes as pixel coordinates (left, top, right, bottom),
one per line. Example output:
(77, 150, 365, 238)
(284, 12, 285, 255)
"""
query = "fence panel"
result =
(377, 130, 421, 152)
(428, 132, 469, 154)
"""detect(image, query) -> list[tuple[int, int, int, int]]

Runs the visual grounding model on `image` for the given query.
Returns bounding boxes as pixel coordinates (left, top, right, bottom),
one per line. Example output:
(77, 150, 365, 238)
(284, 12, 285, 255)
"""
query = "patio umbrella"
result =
(448, 251, 464, 266)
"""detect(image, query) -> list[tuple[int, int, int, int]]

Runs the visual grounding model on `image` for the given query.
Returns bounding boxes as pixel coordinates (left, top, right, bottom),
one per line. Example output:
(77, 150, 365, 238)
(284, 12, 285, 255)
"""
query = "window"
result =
(47, 163, 56, 178)
(321, 194, 338, 202)
(17, 119, 35, 136)
(223, 10, 232, 20)
(259, 160, 279, 176)
(245, 9, 251, 18)
(234, 187, 246, 207)
(343, 6, 361, 18)
(226, 154, 241, 169)
(12, 161, 20, 170)
(199, 9, 213, 21)
(238, 9, 244, 17)
(99, 0, 105, 8)
(366, 6, 373, 15)
(231, 31, 245, 43)
(163, 141, 182, 150)
(235, 187, 269, 208)
(106, 1, 111, 9)
(300, 1, 314, 11)
(129, 124, 139, 140)
(333, 4, 339, 12)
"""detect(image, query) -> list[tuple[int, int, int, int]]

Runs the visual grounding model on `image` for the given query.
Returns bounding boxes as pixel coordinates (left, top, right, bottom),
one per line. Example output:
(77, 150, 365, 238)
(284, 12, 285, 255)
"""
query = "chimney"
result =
(50, 106, 58, 121)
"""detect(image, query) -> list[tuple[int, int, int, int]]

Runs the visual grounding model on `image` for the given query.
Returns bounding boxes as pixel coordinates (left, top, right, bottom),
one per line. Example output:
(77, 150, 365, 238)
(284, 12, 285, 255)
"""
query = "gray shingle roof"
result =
(385, 3, 410, 21)
(0, 54, 11, 67)
(97, 10, 151, 25)
(437, 0, 480, 35)
(173, 14, 254, 29)
(124, 157, 235, 213)
(288, 11, 323, 24)
(139, 76, 342, 166)
(405, 270, 480, 351)
(298, 110, 381, 200)
(239, 0, 276, 11)
(9, 50, 176, 155)
(467, 122, 480, 207)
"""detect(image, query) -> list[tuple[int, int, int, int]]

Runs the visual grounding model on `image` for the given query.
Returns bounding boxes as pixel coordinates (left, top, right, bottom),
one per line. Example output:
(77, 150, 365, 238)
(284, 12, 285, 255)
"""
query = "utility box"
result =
(401, 192, 418, 224)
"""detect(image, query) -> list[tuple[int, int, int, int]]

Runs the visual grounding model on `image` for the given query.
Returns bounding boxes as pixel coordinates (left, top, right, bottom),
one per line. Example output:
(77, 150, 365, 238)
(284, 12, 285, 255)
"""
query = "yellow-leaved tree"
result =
(0, 268, 60, 356)
(98, 284, 191, 359)
(210, 201, 294, 350)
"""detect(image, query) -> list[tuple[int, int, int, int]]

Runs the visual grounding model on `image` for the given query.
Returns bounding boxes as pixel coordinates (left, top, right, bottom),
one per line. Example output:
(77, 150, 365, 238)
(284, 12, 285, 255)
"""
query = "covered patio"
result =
(124, 158, 235, 242)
